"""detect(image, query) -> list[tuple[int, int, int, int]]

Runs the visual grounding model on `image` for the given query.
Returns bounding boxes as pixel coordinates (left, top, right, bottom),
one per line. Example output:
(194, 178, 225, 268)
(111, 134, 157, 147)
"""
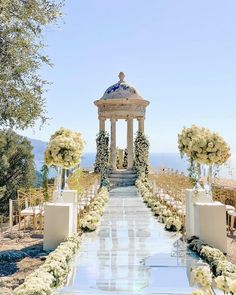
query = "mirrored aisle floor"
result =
(55, 186, 204, 295)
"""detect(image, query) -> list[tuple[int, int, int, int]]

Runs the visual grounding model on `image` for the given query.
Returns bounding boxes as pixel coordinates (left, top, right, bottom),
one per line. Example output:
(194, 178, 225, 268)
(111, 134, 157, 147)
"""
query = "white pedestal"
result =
(185, 189, 213, 238)
(194, 202, 227, 253)
(53, 190, 78, 233)
(43, 203, 74, 251)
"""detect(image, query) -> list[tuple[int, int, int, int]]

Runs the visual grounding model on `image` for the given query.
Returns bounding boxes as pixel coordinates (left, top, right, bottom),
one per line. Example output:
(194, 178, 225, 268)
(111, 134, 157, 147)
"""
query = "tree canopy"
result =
(0, 129, 35, 214)
(0, 0, 64, 129)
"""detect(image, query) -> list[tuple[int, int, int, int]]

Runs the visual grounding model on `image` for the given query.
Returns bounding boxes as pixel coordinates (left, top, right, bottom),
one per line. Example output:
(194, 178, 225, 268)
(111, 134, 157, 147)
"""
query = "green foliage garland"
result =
(134, 131, 149, 177)
(123, 148, 128, 168)
(94, 131, 110, 188)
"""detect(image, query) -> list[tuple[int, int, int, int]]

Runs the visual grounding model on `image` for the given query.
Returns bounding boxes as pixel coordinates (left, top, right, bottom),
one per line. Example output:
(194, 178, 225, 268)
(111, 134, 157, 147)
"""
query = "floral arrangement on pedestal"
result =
(45, 127, 84, 195)
(178, 125, 231, 189)
(134, 131, 150, 177)
(94, 130, 110, 188)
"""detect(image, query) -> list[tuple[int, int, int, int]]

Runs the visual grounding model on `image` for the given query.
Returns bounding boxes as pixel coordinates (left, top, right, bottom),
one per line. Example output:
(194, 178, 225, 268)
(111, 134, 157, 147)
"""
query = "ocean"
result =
(80, 152, 236, 179)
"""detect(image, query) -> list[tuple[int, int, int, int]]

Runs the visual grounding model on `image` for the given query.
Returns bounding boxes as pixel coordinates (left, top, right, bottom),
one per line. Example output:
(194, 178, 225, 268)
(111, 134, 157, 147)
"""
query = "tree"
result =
(0, 0, 64, 129)
(0, 130, 35, 214)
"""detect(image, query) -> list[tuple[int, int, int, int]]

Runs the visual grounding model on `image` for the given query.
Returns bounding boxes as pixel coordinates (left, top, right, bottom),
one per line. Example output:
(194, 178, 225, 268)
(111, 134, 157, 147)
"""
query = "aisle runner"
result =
(56, 186, 200, 295)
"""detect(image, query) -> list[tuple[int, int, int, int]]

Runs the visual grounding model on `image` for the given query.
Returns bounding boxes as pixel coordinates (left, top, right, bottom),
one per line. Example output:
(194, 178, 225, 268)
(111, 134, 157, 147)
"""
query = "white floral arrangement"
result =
(51, 127, 85, 150)
(178, 125, 231, 165)
(154, 204, 167, 217)
(80, 212, 101, 232)
(165, 216, 182, 232)
(192, 265, 212, 290)
(157, 208, 173, 223)
(191, 269, 236, 295)
(45, 128, 84, 169)
(200, 246, 226, 264)
(188, 237, 236, 295)
(79, 187, 109, 232)
(13, 234, 82, 295)
(178, 125, 231, 186)
(215, 260, 236, 277)
(215, 275, 236, 294)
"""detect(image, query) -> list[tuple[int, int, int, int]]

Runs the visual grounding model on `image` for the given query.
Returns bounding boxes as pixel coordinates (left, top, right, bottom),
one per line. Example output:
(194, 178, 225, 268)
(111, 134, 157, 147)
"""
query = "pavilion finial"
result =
(118, 72, 125, 82)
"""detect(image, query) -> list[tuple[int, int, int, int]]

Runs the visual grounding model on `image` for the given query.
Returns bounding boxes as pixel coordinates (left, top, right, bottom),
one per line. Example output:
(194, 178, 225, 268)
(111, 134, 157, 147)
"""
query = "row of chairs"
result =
(14, 181, 100, 231)
(152, 185, 186, 227)
(151, 171, 236, 236)
(17, 186, 54, 231)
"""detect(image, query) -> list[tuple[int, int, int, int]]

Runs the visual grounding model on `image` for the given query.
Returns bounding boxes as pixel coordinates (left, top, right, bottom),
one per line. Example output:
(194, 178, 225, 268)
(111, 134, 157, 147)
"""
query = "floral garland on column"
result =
(123, 148, 128, 168)
(94, 130, 110, 188)
(134, 131, 150, 178)
(178, 125, 231, 188)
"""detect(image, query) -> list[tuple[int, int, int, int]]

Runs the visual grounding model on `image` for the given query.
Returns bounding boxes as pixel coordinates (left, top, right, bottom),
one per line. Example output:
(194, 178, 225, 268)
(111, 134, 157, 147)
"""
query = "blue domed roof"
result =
(101, 72, 142, 100)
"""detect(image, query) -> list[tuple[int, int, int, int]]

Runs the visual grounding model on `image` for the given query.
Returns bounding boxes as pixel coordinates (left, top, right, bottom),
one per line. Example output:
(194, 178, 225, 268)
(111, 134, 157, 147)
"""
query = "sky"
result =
(19, 0, 236, 154)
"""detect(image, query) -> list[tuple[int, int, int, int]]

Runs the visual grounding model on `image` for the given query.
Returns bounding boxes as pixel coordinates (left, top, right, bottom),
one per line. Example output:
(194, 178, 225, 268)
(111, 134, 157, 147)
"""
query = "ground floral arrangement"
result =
(188, 237, 236, 294)
(135, 177, 183, 232)
(79, 187, 109, 232)
(13, 234, 82, 295)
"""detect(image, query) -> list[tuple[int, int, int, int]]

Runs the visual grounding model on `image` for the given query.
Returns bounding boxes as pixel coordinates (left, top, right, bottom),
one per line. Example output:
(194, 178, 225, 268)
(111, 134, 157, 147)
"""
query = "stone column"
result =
(110, 118, 117, 170)
(99, 117, 106, 131)
(127, 117, 134, 169)
(138, 117, 144, 133)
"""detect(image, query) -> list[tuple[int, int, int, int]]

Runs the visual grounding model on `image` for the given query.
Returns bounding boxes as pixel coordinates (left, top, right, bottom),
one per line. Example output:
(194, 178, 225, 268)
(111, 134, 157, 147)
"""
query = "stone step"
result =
(110, 169, 135, 174)
(109, 174, 137, 179)
(109, 170, 137, 188)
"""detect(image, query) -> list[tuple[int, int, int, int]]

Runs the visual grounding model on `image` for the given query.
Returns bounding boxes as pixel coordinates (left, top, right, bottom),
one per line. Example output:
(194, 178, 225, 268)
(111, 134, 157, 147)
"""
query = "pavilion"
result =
(94, 72, 150, 170)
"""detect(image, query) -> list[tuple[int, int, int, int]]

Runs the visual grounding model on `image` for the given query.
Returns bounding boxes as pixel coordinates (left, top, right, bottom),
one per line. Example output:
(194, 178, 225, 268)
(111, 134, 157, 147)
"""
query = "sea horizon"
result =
(80, 152, 236, 179)
(35, 152, 236, 179)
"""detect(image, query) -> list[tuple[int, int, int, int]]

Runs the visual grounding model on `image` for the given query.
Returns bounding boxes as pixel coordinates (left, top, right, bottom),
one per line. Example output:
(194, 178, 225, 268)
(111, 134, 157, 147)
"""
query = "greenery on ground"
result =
(0, 130, 35, 215)
(134, 131, 149, 177)
(0, 0, 64, 130)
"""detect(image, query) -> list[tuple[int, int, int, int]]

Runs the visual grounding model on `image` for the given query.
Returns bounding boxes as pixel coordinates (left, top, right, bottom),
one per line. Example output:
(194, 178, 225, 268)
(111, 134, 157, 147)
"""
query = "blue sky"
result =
(19, 0, 236, 153)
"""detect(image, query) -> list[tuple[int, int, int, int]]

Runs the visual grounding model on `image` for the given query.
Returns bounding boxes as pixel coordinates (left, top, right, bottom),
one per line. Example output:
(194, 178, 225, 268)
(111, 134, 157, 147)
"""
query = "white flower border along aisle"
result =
(13, 188, 109, 295)
(190, 263, 236, 294)
(135, 177, 183, 233)
(79, 187, 109, 232)
(188, 237, 236, 286)
(13, 234, 82, 295)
